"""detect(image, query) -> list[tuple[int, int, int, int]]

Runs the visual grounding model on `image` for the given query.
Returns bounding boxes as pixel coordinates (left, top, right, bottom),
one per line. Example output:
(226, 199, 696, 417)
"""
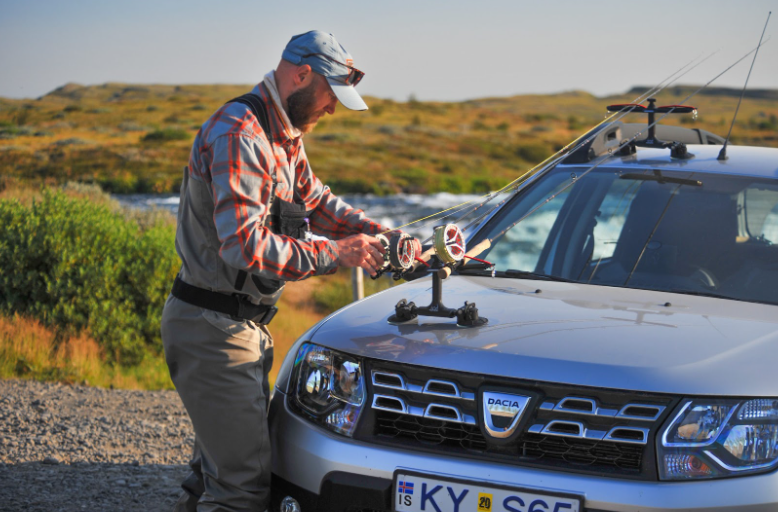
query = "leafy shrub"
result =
(0, 190, 179, 365)
(395, 167, 430, 192)
(525, 113, 559, 123)
(52, 137, 91, 146)
(377, 125, 398, 135)
(316, 132, 355, 143)
(326, 177, 375, 195)
(470, 176, 504, 193)
(440, 175, 467, 194)
(141, 128, 191, 143)
(340, 118, 362, 128)
(0, 125, 33, 137)
(515, 143, 551, 163)
(567, 115, 584, 131)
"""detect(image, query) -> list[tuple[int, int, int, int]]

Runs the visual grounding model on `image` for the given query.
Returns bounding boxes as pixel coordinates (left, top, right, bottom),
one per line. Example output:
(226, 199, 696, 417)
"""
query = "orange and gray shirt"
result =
(175, 75, 389, 305)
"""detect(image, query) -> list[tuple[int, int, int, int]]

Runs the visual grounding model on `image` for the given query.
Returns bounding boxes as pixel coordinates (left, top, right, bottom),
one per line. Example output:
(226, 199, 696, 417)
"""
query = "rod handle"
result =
(437, 238, 492, 279)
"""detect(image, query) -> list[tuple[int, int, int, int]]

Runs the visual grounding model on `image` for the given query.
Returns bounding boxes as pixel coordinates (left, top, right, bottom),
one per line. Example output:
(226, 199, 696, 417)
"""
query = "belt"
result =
(171, 276, 278, 325)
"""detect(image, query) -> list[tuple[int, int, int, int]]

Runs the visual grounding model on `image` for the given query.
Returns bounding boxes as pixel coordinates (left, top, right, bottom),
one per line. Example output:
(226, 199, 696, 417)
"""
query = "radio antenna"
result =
(718, 12, 771, 161)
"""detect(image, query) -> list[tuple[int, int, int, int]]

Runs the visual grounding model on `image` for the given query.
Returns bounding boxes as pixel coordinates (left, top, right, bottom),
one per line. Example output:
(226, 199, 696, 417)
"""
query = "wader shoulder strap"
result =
(225, 91, 277, 293)
(227, 92, 271, 136)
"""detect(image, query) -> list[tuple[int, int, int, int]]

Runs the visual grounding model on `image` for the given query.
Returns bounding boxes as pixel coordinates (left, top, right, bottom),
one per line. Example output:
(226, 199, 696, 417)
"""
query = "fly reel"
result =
(389, 233, 416, 270)
(374, 234, 391, 271)
(433, 224, 466, 264)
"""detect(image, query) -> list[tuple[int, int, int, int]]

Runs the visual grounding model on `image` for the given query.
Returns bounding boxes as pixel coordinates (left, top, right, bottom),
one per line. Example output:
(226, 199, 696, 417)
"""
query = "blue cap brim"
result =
(327, 78, 368, 111)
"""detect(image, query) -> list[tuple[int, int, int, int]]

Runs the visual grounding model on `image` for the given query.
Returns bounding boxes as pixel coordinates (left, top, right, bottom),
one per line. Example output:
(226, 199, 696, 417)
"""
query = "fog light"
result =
(281, 496, 301, 512)
(662, 453, 715, 479)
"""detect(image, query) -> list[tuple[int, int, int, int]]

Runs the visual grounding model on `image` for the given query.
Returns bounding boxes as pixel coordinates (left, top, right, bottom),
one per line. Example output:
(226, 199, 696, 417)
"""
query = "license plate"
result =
(394, 470, 581, 512)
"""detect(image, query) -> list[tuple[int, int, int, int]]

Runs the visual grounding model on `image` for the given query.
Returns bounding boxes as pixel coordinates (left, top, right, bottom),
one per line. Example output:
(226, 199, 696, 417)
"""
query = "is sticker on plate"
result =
(394, 471, 581, 512)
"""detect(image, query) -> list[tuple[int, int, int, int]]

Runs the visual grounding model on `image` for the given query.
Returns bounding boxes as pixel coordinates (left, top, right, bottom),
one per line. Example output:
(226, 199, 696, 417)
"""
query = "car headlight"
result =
(658, 398, 778, 480)
(290, 343, 365, 437)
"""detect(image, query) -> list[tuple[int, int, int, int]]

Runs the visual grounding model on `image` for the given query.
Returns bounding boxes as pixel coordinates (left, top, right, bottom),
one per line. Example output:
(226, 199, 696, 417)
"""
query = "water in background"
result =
(115, 192, 488, 240)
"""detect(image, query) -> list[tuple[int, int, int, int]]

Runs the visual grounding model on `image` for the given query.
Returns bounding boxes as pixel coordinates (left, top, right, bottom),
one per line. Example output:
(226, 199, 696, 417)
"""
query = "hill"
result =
(1, 83, 776, 195)
(625, 85, 778, 101)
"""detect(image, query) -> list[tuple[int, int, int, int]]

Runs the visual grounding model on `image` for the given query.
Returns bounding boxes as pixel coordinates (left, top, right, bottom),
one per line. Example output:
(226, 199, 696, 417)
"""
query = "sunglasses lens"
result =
(349, 69, 364, 86)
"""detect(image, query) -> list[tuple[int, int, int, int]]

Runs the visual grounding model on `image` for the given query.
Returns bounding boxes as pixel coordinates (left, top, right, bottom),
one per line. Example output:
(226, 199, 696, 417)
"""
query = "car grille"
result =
(357, 360, 678, 480)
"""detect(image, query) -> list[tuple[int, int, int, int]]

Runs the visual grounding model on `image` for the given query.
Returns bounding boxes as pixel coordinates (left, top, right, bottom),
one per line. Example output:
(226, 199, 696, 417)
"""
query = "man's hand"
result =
(335, 234, 386, 277)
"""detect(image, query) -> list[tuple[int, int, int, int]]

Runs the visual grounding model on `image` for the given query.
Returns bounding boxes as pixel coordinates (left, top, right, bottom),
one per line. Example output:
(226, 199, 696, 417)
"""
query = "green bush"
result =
(515, 143, 551, 163)
(0, 190, 179, 365)
(142, 128, 191, 143)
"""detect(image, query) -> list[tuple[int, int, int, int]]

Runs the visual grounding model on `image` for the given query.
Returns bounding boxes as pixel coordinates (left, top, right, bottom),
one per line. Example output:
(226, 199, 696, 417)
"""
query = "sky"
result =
(0, 0, 775, 102)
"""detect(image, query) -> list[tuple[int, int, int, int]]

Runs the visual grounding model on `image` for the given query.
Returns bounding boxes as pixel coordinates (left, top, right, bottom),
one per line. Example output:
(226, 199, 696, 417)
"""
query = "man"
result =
(161, 30, 392, 511)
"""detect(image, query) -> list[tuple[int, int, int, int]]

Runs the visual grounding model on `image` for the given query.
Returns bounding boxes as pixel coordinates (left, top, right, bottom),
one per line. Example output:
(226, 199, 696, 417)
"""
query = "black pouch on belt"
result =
(268, 199, 312, 240)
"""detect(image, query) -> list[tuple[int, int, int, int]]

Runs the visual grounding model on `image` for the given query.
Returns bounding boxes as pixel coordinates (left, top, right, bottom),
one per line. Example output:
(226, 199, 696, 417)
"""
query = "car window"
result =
(591, 178, 640, 261)
(476, 167, 778, 305)
(740, 186, 778, 244)
(763, 208, 778, 243)
(482, 172, 572, 271)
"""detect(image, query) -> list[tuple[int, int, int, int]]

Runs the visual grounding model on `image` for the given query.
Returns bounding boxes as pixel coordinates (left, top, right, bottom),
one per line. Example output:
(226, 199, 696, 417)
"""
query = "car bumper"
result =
(269, 390, 778, 512)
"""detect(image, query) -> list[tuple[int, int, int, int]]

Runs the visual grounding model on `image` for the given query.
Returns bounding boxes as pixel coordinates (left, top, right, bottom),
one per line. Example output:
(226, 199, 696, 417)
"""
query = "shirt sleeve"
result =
(208, 133, 340, 281)
(293, 145, 393, 239)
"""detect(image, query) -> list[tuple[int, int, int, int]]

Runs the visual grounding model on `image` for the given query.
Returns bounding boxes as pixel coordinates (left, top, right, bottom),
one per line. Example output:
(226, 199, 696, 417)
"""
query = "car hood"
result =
(310, 275, 778, 396)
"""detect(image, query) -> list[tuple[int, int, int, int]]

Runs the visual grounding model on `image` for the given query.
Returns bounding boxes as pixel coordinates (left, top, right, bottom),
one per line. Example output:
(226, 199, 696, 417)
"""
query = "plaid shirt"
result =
(175, 76, 389, 302)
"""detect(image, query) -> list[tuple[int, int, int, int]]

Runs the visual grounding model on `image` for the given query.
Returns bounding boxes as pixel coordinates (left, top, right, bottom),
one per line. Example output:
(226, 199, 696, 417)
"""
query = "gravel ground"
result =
(0, 378, 194, 511)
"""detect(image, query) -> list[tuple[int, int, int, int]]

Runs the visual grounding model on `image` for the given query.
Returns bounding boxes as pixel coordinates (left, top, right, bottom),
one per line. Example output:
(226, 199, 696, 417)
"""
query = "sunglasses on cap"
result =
(302, 53, 365, 86)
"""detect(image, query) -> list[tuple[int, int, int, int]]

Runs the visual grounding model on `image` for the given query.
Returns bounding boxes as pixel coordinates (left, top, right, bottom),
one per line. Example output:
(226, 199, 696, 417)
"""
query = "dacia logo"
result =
(482, 391, 531, 439)
(487, 398, 522, 408)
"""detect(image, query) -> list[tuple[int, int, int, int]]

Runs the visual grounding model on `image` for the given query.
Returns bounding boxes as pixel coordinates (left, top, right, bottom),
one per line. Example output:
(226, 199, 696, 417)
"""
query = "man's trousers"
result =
(161, 295, 273, 512)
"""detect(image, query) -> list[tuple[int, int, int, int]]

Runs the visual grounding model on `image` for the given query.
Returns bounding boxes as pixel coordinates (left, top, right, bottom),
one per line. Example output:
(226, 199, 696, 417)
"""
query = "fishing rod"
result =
(385, 50, 717, 242)
(719, 12, 771, 161)
(484, 36, 771, 249)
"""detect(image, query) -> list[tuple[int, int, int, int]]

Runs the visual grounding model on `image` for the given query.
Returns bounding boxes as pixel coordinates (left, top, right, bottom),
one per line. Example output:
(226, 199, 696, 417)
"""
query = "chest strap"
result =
(171, 276, 277, 325)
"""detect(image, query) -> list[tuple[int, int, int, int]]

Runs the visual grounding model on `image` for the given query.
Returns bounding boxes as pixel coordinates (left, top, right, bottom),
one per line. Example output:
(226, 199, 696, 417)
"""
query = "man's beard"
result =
(287, 81, 321, 133)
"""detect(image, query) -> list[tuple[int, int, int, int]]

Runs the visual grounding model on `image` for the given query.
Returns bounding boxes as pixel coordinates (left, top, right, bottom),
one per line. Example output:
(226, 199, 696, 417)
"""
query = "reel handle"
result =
(437, 238, 492, 279)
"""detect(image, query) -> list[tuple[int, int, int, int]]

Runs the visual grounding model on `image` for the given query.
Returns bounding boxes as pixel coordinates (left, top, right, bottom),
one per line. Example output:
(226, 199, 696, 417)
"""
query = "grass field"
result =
(1, 83, 775, 196)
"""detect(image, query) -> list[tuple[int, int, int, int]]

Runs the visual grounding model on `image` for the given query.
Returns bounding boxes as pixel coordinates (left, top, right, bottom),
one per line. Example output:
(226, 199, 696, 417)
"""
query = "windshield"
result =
(472, 166, 778, 305)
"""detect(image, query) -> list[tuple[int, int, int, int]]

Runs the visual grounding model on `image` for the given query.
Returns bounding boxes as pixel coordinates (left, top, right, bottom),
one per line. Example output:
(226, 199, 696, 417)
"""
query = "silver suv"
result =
(268, 121, 778, 512)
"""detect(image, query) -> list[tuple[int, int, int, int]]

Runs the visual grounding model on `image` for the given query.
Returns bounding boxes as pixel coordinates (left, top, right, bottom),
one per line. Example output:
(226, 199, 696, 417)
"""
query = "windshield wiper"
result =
(457, 265, 578, 283)
(620, 169, 702, 187)
(664, 288, 777, 306)
(457, 266, 575, 282)
(501, 269, 577, 282)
